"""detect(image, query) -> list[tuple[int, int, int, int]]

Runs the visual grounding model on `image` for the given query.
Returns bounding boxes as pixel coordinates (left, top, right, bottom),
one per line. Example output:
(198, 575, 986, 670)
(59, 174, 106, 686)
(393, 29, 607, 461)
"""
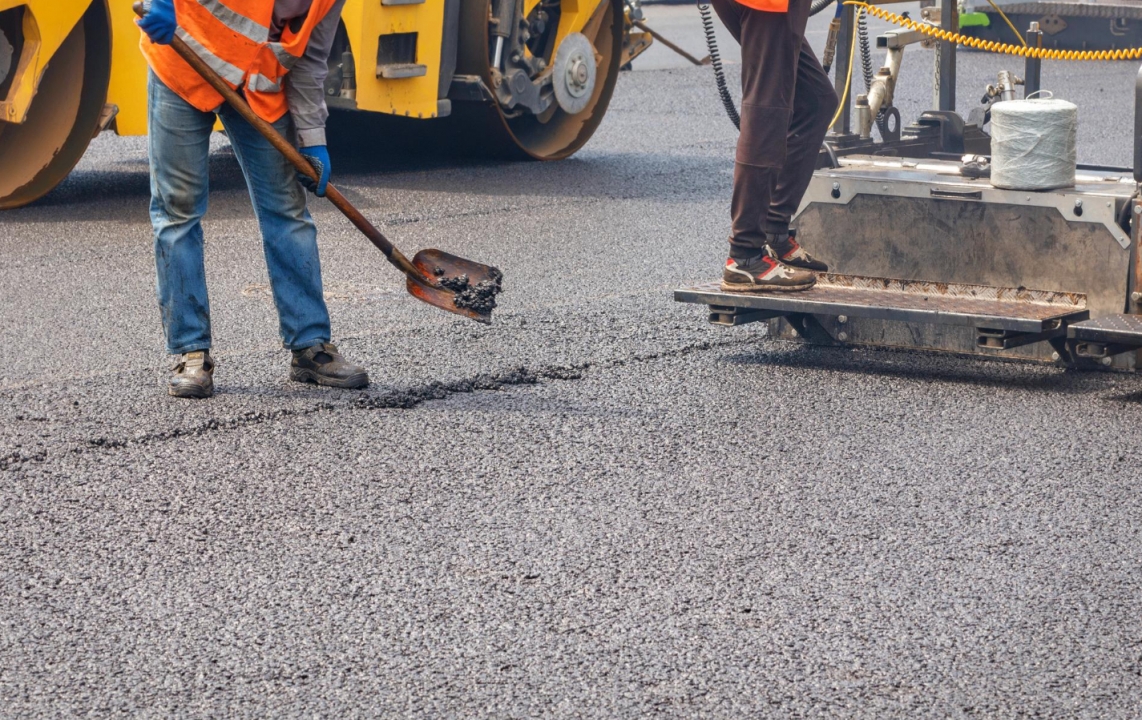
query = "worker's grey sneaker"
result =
(290, 342, 369, 389)
(169, 350, 214, 399)
(769, 230, 829, 272)
(721, 254, 816, 293)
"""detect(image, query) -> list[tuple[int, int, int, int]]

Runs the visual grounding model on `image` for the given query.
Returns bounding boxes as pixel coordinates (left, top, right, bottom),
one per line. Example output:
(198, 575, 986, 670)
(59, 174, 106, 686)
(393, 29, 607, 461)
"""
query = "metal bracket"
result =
(786, 313, 840, 345)
(449, 75, 496, 103)
(378, 63, 427, 79)
(94, 104, 119, 137)
(707, 306, 780, 327)
(1073, 340, 1133, 360)
(915, 111, 965, 154)
(877, 27, 931, 50)
(1050, 337, 1118, 369)
(977, 322, 1066, 350)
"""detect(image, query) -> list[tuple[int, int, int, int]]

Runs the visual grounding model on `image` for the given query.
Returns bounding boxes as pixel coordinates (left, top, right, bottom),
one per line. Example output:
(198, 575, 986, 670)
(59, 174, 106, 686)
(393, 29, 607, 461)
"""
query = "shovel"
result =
(133, 3, 502, 323)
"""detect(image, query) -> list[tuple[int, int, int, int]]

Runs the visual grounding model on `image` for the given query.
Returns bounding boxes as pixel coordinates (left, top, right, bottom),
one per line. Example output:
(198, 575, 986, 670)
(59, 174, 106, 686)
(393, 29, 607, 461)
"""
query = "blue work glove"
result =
(137, 0, 177, 45)
(298, 145, 331, 197)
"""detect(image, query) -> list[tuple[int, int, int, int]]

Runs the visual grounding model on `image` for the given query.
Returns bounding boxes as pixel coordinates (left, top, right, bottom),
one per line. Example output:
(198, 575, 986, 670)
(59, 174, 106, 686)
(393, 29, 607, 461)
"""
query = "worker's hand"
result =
(137, 0, 177, 45)
(298, 145, 331, 197)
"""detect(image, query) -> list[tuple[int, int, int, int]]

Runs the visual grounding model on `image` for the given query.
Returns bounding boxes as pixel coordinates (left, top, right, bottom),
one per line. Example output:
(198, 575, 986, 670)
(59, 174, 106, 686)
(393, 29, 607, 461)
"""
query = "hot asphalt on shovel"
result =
(133, 3, 502, 324)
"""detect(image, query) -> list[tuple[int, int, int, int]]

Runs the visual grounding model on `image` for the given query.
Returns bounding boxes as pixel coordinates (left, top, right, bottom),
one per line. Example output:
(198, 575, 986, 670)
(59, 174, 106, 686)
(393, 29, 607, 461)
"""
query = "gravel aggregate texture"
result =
(3, 4, 1142, 716)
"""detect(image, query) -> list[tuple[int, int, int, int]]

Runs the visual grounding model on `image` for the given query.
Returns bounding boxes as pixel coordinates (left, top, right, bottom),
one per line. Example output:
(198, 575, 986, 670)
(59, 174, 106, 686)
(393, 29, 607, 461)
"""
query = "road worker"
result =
(711, 0, 839, 293)
(138, 0, 368, 398)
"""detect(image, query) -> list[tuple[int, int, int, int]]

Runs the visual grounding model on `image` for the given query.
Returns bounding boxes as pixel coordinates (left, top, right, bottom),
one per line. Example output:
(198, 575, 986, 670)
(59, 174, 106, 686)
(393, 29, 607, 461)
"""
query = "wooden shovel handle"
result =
(133, 2, 423, 281)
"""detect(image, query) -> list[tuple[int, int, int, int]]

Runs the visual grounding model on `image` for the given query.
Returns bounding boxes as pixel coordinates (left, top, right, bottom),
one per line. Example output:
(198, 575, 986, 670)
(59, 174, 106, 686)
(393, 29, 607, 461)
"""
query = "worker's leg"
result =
(148, 70, 216, 355)
(710, 0, 802, 261)
(767, 38, 839, 238)
(710, 0, 815, 291)
(217, 107, 332, 351)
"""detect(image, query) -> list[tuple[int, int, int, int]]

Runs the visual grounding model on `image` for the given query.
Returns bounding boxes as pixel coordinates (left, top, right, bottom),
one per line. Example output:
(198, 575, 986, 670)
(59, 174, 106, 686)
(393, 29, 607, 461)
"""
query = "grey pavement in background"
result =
(3, 5, 1142, 717)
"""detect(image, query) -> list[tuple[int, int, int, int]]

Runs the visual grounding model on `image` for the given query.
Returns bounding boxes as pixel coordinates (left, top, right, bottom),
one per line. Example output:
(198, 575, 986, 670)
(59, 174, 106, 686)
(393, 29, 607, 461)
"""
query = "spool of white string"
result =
(990, 94, 1077, 191)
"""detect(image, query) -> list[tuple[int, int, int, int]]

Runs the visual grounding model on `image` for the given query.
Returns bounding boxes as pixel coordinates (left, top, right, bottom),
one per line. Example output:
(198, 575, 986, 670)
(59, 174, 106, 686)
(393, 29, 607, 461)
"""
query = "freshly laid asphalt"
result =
(4, 4, 1142, 717)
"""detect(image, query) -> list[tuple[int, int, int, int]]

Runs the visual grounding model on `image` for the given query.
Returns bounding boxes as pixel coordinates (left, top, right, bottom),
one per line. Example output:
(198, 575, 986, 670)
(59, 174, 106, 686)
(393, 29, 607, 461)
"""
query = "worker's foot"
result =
(721, 254, 816, 293)
(169, 350, 214, 399)
(769, 230, 829, 272)
(290, 342, 369, 389)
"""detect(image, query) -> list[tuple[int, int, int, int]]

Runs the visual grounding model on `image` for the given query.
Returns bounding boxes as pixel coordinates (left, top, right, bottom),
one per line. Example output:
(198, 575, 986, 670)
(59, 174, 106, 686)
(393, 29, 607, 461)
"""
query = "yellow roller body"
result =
(1, 0, 628, 209)
(340, 0, 449, 120)
(106, 2, 148, 136)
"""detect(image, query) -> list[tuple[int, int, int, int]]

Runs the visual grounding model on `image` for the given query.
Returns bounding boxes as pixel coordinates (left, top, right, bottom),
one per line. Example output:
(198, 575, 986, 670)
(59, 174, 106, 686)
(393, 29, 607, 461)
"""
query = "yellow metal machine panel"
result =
(344, 0, 446, 119)
(555, 0, 604, 46)
(107, 1, 149, 136)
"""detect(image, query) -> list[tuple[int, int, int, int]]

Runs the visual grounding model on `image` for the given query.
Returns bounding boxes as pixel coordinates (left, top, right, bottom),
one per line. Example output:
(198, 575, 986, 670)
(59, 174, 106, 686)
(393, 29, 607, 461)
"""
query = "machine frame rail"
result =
(675, 274, 1090, 350)
(1067, 315, 1142, 361)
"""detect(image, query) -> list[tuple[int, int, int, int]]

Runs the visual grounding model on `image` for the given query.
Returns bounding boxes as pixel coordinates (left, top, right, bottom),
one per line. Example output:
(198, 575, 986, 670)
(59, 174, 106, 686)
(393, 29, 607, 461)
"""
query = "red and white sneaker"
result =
(769, 230, 829, 272)
(721, 254, 816, 293)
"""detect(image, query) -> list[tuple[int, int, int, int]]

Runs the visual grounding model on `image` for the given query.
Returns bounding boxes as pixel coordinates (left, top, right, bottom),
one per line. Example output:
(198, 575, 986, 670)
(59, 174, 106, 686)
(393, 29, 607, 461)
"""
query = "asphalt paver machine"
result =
(677, 0, 1142, 371)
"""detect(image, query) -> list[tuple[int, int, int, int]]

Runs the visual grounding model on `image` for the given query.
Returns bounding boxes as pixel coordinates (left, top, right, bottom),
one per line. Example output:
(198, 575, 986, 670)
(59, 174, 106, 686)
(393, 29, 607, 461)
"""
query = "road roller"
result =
(0, 0, 637, 209)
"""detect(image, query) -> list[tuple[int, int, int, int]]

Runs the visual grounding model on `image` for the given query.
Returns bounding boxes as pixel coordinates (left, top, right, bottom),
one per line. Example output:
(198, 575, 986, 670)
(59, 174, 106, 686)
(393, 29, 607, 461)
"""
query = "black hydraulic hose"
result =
(858, 9, 873, 89)
(698, 2, 740, 129)
(857, 8, 889, 135)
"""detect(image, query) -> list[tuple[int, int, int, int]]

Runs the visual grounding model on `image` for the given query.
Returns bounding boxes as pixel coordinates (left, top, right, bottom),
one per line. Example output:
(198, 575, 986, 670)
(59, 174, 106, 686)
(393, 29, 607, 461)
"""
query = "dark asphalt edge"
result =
(1, 336, 759, 473)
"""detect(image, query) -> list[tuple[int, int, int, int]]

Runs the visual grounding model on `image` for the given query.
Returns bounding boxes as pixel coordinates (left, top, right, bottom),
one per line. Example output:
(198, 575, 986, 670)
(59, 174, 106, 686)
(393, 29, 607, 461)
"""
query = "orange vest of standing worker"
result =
(142, 0, 341, 123)
(734, 0, 791, 12)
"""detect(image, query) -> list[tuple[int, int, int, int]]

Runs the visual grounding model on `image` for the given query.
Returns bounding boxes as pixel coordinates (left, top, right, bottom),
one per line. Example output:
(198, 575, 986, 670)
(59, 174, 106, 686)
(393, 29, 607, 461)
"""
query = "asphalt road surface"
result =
(4, 5, 1142, 717)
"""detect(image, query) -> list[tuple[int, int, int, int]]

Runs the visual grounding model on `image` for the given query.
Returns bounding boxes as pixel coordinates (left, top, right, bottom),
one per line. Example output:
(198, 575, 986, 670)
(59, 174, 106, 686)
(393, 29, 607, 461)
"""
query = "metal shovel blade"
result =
(408, 249, 504, 324)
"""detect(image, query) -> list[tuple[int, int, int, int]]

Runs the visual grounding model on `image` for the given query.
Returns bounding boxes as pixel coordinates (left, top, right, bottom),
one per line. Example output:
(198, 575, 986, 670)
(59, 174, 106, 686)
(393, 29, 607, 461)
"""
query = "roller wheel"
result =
(0, 2, 112, 210)
(453, 0, 624, 160)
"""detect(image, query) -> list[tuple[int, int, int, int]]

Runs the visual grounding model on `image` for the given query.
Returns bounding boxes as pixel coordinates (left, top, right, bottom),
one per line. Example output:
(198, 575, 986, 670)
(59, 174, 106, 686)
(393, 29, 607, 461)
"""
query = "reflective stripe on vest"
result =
(142, 0, 340, 122)
(248, 73, 282, 92)
(198, 0, 270, 44)
(734, 0, 791, 11)
(269, 43, 300, 71)
(174, 27, 245, 87)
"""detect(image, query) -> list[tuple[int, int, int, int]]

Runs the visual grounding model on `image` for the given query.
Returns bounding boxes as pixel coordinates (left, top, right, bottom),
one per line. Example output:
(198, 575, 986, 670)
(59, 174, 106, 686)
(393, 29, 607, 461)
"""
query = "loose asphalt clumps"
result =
(437, 267, 504, 314)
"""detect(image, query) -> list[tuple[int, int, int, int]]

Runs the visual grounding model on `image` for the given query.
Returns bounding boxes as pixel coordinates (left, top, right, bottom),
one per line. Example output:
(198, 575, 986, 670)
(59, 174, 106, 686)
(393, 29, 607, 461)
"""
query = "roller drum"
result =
(451, 0, 624, 160)
(0, 2, 111, 210)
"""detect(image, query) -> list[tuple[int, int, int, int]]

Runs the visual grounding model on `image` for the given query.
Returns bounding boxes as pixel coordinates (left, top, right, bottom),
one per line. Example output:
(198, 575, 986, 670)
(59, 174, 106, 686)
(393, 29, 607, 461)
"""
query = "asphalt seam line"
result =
(0, 337, 754, 471)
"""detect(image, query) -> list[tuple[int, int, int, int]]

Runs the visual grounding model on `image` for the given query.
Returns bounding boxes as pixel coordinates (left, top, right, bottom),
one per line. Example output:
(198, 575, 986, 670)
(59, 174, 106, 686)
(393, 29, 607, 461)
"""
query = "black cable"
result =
(857, 8, 888, 136)
(698, 2, 740, 129)
(858, 9, 873, 89)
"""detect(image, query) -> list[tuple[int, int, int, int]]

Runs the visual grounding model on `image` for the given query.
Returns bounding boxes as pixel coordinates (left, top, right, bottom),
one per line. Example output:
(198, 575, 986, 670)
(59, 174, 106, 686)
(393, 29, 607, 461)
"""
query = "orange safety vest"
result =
(142, 0, 341, 123)
(735, 0, 791, 12)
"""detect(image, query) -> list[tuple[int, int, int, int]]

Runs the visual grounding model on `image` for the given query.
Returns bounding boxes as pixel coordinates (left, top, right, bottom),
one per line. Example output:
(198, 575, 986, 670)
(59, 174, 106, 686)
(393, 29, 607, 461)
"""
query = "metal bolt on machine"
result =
(676, 0, 1142, 371)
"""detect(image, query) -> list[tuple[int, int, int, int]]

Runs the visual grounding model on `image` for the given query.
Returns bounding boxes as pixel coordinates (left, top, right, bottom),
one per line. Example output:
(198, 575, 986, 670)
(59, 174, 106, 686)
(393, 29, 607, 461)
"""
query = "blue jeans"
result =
(147, 71, 331, 355)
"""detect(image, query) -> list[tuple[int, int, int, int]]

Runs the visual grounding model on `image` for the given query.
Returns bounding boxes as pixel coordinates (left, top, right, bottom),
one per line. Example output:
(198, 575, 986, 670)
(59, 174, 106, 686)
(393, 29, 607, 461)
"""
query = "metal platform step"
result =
(1067, 314, 1142, 359)
(675, 274, 1090, 349)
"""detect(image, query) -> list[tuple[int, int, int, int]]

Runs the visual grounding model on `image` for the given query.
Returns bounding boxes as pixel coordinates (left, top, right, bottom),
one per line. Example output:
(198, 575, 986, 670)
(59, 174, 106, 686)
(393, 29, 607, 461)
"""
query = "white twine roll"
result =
(990, 95, 1078, 191)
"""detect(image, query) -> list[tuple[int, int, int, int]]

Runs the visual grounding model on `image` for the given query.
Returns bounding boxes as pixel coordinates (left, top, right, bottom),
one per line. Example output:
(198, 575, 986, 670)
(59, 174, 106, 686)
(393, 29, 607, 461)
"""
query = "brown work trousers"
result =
(711, 0, 839, 258)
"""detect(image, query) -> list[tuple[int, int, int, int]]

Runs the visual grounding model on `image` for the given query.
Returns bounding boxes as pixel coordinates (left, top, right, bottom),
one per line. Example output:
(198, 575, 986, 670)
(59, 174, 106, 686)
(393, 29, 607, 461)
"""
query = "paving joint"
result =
(61, 337, 757, 460)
